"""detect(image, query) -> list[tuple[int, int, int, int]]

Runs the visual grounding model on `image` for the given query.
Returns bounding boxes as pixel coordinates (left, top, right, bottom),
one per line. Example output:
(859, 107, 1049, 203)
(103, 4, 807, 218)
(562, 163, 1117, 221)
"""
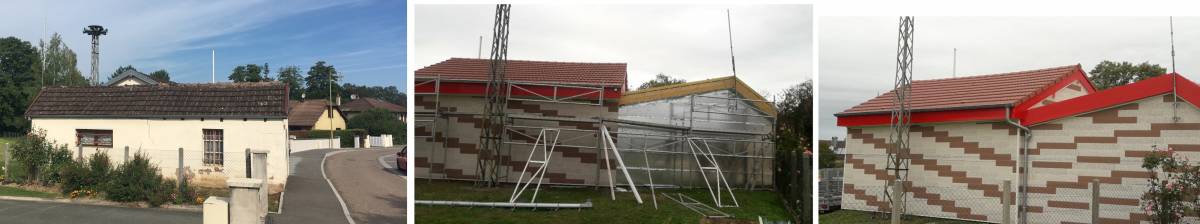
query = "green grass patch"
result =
(0, 185, 58, 199)
(820, 210, 987, 224)
(415, 179, 789, 224)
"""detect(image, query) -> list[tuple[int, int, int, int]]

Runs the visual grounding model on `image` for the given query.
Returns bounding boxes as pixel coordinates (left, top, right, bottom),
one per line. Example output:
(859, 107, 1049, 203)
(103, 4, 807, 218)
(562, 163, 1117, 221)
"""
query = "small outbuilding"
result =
(836, 65, 1199, 223)
(25, 82, 291, 193)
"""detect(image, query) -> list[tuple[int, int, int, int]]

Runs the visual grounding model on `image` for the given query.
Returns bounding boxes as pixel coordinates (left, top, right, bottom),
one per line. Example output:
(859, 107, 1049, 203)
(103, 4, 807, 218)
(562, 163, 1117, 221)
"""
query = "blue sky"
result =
(4, 0, 405, 90)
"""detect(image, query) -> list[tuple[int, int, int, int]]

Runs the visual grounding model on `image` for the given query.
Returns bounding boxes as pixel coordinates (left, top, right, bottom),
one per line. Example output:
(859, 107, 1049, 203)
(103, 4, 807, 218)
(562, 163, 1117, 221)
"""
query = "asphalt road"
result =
(0, 199, 201, 223)
(270, 148, 350, 224)
(326, 148, 407, 224)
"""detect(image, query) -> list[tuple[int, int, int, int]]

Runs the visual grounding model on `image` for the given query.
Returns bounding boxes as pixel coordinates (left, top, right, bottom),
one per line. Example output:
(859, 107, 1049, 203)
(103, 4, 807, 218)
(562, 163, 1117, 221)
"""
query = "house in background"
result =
(105, 70, 171, 86)
(25, 82, 290, 193)
(342, 96, 406, 122)
(287, 100, 347, 132)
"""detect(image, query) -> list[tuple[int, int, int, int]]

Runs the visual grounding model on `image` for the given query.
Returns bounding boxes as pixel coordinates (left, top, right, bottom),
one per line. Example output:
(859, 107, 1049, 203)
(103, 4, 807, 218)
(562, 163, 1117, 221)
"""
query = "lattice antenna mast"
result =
(83, 25, 107, 86)
(885, 16, 915, 221)
(477, 4, 511, 187)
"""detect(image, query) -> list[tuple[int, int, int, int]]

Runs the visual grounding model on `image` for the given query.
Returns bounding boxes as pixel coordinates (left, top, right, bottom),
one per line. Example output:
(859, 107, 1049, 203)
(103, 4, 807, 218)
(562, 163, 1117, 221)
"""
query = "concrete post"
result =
(891, 180, 903, 224)
(364, 136, 372, 148)
(1091, 179, 1100, 223)
(124, 146, 129, 164)
(250, 150, 269, 214)
(354, 136, 360, 148)
(178, 147, 185, 191)
(227, 178, 265, 224)
(77, 145, 83, 161)
(1003, 180, 1012, 224)
(3, 143, 8, 180)
(203, 196, 229, 224)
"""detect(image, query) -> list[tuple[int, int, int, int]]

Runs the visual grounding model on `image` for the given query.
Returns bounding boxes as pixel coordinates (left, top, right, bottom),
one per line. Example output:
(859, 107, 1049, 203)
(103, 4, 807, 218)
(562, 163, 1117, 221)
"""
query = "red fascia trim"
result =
(1012, 65, 1096, 118)
(413, 81, 622, 99)
(1021, 74, 1179, 126)
(836, 107, 1008, 127)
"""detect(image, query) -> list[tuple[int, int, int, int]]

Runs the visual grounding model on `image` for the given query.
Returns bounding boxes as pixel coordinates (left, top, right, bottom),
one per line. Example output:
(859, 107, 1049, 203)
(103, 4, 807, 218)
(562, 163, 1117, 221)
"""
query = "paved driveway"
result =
(270, 148, 351, 224)
(326, 148, 406, 224)
(0, 199, 201, 223)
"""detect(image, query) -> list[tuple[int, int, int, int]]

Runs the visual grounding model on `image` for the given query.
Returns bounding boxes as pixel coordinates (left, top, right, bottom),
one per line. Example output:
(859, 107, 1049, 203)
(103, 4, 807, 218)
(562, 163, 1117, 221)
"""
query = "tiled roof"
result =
(342, 97, 404, 113)
(620, 76, 777, 116)
(288, 100, 335, 126)
(27, 82, 288, 118)
(415, 58, 627, 86)
(838, 65, 1081, 116)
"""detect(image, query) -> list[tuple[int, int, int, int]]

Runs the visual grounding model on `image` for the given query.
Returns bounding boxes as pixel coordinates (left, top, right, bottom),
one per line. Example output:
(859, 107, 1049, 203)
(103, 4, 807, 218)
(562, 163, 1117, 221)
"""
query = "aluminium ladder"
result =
(509, 129, 560, 203)
(687, 138, 740, 207)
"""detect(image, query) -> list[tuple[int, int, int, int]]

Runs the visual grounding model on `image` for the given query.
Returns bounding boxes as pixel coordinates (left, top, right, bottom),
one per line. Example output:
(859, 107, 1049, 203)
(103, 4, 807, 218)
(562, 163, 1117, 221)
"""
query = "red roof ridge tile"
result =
(443, 57, 627, 66)
(913, 64, 1078, 83)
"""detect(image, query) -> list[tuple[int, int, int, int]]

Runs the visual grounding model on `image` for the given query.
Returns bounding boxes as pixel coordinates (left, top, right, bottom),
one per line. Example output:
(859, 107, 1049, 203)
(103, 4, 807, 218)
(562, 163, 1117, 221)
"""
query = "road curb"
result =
(0, 195, 202, 213)
(323, 149, 356, 224)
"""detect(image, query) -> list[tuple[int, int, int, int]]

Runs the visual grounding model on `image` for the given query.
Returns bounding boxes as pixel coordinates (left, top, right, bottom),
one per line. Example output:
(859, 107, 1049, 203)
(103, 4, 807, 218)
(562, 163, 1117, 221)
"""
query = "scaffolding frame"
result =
(413, 78, 776, 208)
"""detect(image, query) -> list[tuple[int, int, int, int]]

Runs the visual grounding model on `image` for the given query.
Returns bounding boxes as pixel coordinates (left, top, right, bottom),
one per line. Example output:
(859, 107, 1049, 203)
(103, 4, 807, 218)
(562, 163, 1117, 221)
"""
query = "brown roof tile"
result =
(288, 100, 335, 126)
(838, 65, 1080, 116)
(415, 58, 627, 86)
(342, 97, 404, 113)
(27, 82, 288, 118)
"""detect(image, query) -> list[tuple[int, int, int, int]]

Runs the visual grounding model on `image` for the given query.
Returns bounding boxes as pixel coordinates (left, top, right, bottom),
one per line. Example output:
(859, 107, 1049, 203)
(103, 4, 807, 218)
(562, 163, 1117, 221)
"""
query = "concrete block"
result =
(203, 196, 229, 224)
(228, 178, 264, 224)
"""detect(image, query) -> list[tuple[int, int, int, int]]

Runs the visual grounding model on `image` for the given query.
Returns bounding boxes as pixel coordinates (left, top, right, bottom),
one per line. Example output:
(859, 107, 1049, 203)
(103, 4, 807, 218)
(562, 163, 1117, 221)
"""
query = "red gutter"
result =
(414, 81, 622, 100)
(836, 107, 1008, 127)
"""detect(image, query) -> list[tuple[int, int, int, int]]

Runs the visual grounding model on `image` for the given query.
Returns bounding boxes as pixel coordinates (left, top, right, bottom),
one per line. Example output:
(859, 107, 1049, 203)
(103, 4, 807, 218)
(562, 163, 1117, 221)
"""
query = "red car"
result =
(396, 146, 407, 172)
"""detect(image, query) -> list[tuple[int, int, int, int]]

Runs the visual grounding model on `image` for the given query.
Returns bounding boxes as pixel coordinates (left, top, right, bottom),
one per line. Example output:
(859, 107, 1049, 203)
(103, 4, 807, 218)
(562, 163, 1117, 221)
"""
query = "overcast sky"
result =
(3, 0, 404, 89)
(415, 4, 812, 96)
(819, 17, 1200, 140)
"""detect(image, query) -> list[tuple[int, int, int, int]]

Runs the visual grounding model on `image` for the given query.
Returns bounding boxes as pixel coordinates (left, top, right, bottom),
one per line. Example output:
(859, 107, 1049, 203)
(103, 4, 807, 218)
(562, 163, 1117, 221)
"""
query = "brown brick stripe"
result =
(1078, 103, 1138, 124)
(849, 129, 1010, 198)
(842, 183, 891, 211)
(910, 125, 1017, 168)
(844, 155, 991, 220)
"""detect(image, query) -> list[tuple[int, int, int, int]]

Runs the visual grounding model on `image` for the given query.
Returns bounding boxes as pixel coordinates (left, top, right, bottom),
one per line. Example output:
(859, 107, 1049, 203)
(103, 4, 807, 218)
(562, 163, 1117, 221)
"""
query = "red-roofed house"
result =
(413, 58, 626, 185)
(835, 64, 1200, 223)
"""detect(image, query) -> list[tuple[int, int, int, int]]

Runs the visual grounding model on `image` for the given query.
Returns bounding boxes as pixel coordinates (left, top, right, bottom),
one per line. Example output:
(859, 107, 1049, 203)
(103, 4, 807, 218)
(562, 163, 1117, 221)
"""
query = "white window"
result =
(76, 129, 113, 147)
(203, 129, 224, 166)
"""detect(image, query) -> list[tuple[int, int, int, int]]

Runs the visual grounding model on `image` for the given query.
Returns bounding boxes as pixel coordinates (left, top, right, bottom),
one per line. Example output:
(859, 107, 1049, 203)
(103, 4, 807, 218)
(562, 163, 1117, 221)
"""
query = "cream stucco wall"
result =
(30, 118, 290, 193)
(311, 109, 347, 130)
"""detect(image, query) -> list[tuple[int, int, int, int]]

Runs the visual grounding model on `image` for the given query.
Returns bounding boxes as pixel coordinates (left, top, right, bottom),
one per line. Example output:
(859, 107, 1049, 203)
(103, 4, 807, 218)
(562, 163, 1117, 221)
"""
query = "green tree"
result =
(303, 61, 340, 100)
(148, 69, 170, 82)
(261, 63, 273, 81)
(636, 73, 687, 90)
(346, 108, 405, 144)
(110, 65, 137, 79)
(340, 83, 404, 105)
(32, 33, 87, 87)
(1089, 61, 1168, 90)
(228, 64, 264, 83)
(11, 130, 72, 184)
(277, 66, 305, 100)
(774, 80, 813, 152)
(0, 36, 39, 135)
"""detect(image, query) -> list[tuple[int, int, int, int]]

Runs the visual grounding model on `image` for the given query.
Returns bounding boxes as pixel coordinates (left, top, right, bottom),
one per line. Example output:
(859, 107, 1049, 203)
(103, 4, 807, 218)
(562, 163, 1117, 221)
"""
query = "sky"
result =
(3, 0, 405, 89)
(414, 4, 812, 97)
(819, 17, 1200, 140)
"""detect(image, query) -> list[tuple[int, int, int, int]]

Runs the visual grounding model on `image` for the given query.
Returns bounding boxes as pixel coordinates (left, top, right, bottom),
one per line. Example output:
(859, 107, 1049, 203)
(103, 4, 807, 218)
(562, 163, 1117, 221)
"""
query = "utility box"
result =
(203, 196, 230, 224)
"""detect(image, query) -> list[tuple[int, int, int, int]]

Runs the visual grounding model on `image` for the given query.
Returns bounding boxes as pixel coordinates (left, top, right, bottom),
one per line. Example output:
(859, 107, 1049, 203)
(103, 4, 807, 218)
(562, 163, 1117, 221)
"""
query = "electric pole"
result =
(83, 25, 107, 86)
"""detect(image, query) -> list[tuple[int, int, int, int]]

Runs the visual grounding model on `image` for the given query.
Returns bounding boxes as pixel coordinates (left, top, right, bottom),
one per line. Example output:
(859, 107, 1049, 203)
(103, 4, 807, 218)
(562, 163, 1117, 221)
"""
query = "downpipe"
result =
(1004, 107, 1031, 224)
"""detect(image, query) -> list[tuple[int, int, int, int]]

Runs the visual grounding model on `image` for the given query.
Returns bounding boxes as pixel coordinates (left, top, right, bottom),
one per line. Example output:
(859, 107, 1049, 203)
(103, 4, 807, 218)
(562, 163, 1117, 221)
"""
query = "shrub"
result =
(1141, 147, 1200, 224)
(39, 146, 74, 186)
(103, 153, 164, 204)
(60, 153, 113, 195)
(11, 129, 71, 185)
(346, 108, 405, 144)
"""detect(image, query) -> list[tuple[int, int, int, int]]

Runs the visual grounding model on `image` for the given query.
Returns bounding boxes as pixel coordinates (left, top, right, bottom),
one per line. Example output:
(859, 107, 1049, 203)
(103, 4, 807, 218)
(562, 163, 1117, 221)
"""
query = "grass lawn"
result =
(0, 185, 58, 199)
(415, 179, 790, 224)
(820, 210, 987, 224)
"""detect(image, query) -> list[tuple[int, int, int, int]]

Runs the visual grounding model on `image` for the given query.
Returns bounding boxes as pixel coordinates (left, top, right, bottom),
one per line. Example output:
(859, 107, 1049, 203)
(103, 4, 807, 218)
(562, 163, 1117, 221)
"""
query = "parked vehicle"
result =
(397, 146, 407, 172)
(819, 168, 843, 213)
